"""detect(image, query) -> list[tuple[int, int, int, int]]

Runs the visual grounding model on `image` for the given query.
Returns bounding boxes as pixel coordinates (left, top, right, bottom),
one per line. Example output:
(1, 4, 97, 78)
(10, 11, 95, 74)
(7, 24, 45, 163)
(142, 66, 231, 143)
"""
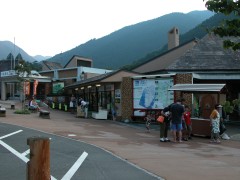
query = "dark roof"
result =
(167, 34, 240, 71)
(42, 61, 62, 70)
(65, 70, 120, 89)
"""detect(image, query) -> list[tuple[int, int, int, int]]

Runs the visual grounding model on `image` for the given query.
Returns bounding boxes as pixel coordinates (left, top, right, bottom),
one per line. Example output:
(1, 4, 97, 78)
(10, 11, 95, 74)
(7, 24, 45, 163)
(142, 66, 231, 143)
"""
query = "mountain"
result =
(33, 55, 52, 61)
(47, 10, 214, 69)
(125, 12, 238, 70)
(0, 41, 36, 62)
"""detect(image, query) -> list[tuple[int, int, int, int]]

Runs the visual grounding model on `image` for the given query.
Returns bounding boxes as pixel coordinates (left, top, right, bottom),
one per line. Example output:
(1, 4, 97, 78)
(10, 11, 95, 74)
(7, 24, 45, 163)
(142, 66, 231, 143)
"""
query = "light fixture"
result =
(96, 84, 101, 87)
(80, 87, 84, 90)
(87, 85, 92, 88)
(75, 88, 78, 90)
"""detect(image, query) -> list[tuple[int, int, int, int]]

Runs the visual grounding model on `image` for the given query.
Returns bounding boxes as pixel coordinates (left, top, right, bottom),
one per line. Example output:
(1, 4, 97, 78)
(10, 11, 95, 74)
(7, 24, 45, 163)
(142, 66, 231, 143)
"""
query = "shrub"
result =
(14, 109, 31, 114)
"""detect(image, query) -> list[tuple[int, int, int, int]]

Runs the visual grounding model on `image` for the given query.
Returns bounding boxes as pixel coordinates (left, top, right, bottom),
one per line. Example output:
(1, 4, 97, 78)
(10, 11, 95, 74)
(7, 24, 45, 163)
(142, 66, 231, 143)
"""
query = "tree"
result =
(204, 0, 240, 50)
(15, 59, 31, 111)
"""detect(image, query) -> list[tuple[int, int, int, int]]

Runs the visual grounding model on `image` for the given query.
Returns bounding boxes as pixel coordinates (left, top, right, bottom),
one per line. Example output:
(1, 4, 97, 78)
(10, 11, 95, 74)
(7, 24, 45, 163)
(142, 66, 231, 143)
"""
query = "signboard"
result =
(115, 89, 121, 99)
(133, 78, 174, 109)
(52, 82, 64, 94)
(1, 70, 16, 77)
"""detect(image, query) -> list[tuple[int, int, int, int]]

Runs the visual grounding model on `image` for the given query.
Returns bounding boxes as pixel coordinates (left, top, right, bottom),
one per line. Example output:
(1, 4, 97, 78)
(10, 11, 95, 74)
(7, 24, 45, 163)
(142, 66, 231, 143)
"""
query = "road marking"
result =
(0, 130, 58, 180)
(61, 151, 88, 180)
(0, 140, 29, 163)
(21, 149, 30, 156)
(0, 130, 23, 139)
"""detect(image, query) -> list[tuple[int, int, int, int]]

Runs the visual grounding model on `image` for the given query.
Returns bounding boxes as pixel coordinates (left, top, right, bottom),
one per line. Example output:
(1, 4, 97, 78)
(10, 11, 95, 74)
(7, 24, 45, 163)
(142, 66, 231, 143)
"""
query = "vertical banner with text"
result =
(33, 80, 38, 96)
(24, 81, 30, 95)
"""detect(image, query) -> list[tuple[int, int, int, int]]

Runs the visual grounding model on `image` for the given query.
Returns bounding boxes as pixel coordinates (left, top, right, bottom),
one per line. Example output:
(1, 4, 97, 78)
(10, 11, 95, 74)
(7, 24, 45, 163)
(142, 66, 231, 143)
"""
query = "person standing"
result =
(209, 104, 221, 143)
(183, 105, 192, 140)
(170, 98, 185, 143)
(70, 94, 76, 114)
(160, 106, 171, 142)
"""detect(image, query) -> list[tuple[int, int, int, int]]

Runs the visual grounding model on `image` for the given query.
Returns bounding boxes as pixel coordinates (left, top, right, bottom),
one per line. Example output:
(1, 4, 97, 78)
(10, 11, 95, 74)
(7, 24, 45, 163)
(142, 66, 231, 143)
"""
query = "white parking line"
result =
(0, 130, 23, 139)
(0, 140, 29, 163)
(21, 149, 30, 156)
(61, 151, 88, 180)
(0, 130, 58, 180)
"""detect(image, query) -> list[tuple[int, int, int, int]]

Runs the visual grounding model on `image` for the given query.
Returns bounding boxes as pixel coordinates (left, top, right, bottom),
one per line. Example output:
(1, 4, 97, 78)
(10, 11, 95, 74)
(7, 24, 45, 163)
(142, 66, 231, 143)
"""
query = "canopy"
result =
(168, 84, 226, 92)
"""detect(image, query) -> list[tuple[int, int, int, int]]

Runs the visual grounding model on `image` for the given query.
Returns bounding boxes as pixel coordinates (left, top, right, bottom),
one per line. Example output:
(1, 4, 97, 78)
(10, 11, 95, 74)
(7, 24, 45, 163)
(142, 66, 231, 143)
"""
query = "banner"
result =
(33, 80, 39, 95)
(24, 81, 30, 95)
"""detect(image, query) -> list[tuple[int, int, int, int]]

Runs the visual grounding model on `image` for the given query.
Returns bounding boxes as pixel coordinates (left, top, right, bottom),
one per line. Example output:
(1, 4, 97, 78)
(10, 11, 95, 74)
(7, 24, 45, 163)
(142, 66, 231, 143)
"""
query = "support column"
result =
(1, 81, 6, 100)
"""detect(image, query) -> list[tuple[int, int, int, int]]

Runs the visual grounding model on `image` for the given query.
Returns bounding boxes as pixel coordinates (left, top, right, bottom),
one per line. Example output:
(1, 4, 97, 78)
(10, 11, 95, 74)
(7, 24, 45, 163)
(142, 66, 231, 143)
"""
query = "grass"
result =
(14, 109, 31, 114)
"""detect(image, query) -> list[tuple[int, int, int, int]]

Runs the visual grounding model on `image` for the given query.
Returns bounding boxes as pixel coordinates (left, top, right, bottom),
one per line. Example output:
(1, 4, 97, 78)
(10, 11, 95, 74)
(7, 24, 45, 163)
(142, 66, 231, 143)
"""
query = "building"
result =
(127, 28, 240, 121)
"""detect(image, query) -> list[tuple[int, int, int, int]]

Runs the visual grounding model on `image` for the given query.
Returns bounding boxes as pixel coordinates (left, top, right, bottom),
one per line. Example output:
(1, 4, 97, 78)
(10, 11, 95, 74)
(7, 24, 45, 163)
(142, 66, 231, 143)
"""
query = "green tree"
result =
(15, 59, 31, 111)
(204, 0, 240, 50)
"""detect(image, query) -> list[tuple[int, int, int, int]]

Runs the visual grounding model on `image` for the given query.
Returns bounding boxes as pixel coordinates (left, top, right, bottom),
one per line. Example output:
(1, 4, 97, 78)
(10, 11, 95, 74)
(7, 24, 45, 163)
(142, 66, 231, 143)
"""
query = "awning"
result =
(193, 73, 240, 80)
(168, 84, 226, 92)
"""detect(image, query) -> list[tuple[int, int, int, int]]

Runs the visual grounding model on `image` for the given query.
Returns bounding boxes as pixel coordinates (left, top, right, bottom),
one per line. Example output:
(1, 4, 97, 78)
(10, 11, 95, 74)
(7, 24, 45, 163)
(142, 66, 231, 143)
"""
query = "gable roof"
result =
(167, 34, 240, 71)
(132, 38, 198, 74)
(63, 55, 92, 68)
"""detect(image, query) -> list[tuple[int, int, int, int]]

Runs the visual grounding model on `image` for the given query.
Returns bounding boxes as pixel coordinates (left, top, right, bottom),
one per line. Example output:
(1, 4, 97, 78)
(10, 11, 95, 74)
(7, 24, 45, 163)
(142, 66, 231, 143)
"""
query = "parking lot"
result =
(0, 100, 240, 180)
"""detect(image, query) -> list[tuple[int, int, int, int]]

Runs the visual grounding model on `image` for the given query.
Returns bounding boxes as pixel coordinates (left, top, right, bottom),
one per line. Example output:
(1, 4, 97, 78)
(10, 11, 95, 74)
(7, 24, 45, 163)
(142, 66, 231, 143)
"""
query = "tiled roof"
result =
(167, 34, 240, 71)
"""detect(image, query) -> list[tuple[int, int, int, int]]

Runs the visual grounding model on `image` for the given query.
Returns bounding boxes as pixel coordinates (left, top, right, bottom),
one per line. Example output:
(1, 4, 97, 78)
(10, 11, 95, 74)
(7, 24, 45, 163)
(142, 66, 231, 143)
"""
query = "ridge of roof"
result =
(132, 38, 198, 70)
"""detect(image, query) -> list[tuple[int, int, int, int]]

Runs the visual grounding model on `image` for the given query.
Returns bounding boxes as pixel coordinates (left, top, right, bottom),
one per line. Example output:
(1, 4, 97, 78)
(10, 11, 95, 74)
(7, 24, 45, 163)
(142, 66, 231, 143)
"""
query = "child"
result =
(184, 105, 192, 140)
(145, 111, 154, 133)
(209, 104, 221, 143)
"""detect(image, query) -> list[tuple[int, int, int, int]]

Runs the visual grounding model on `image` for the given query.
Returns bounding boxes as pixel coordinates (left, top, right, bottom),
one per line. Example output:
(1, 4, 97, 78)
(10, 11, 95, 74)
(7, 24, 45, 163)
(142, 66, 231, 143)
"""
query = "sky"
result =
(0, 0, 208, 57)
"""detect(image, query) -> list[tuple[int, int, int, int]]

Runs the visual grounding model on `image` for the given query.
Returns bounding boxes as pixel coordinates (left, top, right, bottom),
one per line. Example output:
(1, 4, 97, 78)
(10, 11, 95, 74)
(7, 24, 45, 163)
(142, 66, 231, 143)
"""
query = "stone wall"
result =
(121, 77, 133, 120)
(175, 73, 193, 107)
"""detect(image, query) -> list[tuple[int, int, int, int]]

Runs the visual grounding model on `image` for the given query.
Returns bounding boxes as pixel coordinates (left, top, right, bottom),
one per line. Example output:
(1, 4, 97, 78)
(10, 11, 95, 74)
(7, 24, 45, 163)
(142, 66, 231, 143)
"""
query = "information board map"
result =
(133, 78, 174, 109)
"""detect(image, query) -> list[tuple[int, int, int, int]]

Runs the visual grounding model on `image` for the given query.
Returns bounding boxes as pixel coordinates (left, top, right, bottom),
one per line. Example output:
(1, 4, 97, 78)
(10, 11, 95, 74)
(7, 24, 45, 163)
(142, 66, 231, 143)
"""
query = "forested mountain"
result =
(47, 10, 214, 69)
(0, 41, 36, 62)
(124, 12, 239, 70)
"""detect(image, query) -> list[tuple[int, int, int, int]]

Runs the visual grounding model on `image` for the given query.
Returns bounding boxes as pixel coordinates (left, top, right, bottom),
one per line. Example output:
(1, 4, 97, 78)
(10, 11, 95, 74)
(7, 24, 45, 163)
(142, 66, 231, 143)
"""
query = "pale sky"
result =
(0, 0, 208, 57)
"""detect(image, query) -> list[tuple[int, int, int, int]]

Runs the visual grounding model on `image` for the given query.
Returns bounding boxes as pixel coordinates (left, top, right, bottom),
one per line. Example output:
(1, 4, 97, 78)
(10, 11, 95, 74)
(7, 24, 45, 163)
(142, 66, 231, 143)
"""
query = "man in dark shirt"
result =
(170, 98, 185, 142)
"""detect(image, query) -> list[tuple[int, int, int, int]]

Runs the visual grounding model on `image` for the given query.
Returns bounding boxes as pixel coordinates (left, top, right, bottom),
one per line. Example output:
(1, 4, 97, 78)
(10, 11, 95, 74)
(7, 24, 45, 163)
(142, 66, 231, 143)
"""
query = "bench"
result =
(0, 108, 6, 117)
(39, 110, 50, 119)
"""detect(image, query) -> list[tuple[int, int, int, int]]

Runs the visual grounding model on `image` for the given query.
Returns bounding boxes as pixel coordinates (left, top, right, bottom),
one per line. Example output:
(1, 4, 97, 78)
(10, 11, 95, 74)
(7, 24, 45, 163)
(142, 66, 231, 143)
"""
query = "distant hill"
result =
(0, 41, 36, 62)
(33, 55, 52, 61)
(47, 10, 214, 69)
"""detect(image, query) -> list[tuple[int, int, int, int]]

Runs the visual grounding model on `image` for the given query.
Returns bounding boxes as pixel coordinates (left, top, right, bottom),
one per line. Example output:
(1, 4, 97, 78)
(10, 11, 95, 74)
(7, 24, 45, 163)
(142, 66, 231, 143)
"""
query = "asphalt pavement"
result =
(0, 100, 240, 180)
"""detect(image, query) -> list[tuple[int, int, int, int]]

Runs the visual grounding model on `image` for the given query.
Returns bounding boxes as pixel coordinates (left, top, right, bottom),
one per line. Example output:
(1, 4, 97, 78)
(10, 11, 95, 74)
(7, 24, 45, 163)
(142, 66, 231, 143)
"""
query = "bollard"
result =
(59, 103, 61, 110)
(11, 104, 15, 109)
(64, 104, 68, 111)
(27, 137, 50, 180)
(52, 102, 55, 109)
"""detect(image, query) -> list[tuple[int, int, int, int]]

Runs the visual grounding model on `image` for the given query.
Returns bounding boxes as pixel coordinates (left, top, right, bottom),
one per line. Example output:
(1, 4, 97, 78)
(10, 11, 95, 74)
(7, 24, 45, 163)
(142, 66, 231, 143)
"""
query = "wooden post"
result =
(27, 137, 50, 180)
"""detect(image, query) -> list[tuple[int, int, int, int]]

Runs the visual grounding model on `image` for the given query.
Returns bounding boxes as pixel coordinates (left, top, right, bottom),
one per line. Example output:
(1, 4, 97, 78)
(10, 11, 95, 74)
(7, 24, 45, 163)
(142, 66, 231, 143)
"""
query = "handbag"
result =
(157, 115, 165, 123)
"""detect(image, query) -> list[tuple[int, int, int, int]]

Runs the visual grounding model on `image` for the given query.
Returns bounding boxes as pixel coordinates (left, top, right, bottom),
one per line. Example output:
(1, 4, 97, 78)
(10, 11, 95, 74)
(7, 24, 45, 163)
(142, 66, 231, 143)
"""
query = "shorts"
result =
(171, 123, 182, 131)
